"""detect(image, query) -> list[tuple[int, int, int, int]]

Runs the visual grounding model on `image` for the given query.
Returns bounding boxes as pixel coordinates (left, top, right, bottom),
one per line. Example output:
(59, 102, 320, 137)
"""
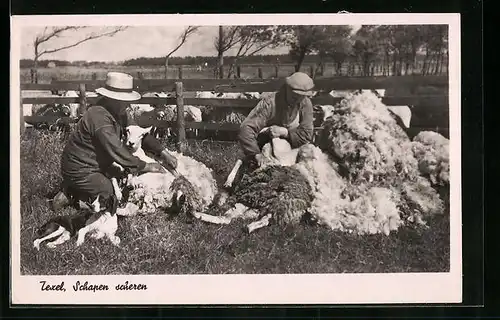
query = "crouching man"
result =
(238, 72, 316, 169)
(52, 72, 178, 211)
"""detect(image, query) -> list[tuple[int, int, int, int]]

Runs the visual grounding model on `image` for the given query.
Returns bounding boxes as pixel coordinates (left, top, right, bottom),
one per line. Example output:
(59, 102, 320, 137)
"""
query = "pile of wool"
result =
(283, 142, 404, 236)
(318, 91, 445, 228)
(126, 151, 218, 215)
(411, 131, 450, 186)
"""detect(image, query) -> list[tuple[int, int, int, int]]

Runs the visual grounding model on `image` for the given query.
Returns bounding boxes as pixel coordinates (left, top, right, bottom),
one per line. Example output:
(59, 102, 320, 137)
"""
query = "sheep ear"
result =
(142, 126, 153, 134)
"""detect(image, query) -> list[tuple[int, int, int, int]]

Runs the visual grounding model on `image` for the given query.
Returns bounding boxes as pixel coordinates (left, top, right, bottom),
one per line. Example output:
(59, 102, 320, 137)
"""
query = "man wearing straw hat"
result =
(53, 72, 178, 211)
(238, 72, 315, 168)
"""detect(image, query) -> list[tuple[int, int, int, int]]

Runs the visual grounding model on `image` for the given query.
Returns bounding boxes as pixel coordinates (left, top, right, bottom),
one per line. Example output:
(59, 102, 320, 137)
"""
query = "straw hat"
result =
(285, 72, 315, 97)
(95, 72, 141, 101)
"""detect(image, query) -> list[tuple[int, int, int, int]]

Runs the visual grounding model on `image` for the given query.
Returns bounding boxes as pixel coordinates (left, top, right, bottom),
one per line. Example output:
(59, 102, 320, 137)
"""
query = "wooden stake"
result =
(78, 83, 87, 116)
(175, 82, 186, 153)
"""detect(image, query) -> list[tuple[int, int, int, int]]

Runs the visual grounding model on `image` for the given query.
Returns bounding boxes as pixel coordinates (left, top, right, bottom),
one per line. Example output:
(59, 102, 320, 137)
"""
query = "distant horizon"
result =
(19, 52, 318, 64)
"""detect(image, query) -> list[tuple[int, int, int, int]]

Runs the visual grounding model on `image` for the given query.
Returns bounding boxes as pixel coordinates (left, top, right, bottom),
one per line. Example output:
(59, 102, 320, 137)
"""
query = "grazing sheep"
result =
(128, 92, 202, 139)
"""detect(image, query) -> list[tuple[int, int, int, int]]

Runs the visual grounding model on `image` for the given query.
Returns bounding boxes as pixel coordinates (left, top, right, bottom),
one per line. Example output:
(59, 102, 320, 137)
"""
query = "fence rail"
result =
(21, 95, 449, 108)
(21, 75, 448, 92)
(20, 75, 450, 151)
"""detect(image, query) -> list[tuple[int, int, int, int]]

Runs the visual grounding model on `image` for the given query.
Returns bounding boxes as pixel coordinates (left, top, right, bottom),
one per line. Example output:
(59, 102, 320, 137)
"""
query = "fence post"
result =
(274, 65, 279, 78)
(309, 65, 315, 78)
(178, 66, 183, 79)
(257, 67, 263, 79)
(175, 82, 186, 153)
(91, 73, 97, 80)
(78, 83, 87, 117)
(236, 65, 241, 78)
(218, 65, 224, 79)
(20, 88, 25, 135)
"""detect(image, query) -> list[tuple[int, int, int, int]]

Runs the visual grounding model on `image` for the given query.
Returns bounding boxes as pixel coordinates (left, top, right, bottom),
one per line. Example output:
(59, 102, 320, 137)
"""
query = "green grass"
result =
(19, 130, 450, 275)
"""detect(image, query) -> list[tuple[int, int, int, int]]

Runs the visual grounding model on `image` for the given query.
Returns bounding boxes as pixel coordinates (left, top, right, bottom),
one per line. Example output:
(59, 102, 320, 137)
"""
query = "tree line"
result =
(24, 25, 448, 82)
(211, 25, 448, 78)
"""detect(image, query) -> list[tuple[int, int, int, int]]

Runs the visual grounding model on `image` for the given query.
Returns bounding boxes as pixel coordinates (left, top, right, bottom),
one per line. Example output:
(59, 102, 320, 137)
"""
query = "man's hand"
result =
(160, 150, 178, 171)
(269, 125, 288, 139)
(254, 154, 265, 167)
(142, 163, 168, 174)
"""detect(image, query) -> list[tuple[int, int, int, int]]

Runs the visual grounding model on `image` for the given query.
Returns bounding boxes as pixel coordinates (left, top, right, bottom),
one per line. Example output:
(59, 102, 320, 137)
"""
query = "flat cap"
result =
(285, 72, 315, 96)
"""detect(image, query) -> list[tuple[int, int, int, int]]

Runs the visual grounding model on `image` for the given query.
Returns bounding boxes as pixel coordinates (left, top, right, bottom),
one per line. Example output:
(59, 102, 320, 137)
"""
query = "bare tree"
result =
(31, 26, 128, 83)
(225, 26, 284, 78)
(163, 26, 200, 79)
(213, 26, 240, 79)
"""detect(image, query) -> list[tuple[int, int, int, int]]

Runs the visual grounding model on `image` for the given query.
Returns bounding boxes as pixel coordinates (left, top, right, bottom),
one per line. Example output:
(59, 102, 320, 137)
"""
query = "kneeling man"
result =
(53, 72, 177, 210)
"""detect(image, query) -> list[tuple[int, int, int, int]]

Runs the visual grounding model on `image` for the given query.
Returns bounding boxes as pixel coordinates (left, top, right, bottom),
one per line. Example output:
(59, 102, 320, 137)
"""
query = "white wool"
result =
(127, 172, 177, 214)
(412, 131, 450, 185)
(288, 143, 402, 236)
(292, 144, 350, 230)
(127, 152, 218, 214)
(343, 187, 402, 236)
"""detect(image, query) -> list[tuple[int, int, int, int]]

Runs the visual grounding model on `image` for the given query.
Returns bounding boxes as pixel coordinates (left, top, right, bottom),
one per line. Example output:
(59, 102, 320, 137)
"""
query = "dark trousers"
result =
(62, 172, 114, 205)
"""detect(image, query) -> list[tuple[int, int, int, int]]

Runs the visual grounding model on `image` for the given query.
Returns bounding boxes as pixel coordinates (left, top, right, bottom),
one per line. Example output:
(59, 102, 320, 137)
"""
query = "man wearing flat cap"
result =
(53, 72, 178, 210)
(238, 72, 315, 168)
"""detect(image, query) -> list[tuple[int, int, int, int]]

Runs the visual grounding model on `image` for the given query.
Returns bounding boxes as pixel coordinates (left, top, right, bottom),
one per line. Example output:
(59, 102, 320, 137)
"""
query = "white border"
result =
(10, 13, 462, 305)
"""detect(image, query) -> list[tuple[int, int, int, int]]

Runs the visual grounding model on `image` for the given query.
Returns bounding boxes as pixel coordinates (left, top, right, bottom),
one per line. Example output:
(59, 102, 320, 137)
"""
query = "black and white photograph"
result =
(10, 14, 461, 305)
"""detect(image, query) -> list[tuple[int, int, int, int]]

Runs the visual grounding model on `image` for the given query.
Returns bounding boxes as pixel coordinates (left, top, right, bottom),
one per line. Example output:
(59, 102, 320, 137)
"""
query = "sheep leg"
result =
(191, 212, 231, 225)
(223, 203, 249, 219)
(110, 177, 123, 202)
(33, 226, 65, 251)
(46, 230, 71, 248)
(246, 214, 272, 234)
(115, 202, 140, 217)
(224, 159, 243, 188)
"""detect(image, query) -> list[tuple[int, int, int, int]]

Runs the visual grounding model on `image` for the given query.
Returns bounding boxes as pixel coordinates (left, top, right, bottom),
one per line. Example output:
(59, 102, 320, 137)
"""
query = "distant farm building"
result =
(47, 61, 56, 68)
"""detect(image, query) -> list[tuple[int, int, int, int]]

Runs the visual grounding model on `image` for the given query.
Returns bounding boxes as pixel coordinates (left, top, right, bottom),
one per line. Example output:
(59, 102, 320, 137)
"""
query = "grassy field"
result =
(19, 129, 450, 275)
(20, 62, 449, 84)
(21, 64, 308, 83)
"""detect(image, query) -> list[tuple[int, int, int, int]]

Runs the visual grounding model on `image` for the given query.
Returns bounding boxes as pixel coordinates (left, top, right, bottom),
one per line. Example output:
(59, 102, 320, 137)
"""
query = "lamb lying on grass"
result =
(116, 125, 218, 219)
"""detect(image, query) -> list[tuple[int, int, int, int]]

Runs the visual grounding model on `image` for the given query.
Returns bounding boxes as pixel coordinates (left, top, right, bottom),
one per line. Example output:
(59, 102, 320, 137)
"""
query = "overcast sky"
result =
(20, 25, 361, 62)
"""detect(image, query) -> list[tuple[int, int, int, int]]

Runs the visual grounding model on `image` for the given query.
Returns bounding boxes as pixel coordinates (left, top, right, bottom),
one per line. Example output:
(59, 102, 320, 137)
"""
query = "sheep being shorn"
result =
(122, 125, 219, 216)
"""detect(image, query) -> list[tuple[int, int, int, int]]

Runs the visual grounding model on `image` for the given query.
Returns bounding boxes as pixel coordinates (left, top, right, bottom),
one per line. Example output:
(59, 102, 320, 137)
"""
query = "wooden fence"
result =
(20, 75, 450, 152)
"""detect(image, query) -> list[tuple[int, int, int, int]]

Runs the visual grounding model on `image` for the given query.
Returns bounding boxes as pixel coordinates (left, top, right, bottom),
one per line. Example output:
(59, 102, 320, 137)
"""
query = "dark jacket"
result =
(61, 99, 163, 180)
(237, 86, 314, 157)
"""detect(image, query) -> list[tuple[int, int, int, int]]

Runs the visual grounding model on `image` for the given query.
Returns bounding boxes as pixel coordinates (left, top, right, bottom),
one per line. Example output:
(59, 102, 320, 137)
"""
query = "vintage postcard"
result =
(10, 13, 461, 305)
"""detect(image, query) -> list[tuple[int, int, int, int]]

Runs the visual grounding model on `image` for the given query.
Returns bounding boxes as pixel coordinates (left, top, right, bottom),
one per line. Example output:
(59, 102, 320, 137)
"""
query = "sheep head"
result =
(125, 125, 153, 153)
